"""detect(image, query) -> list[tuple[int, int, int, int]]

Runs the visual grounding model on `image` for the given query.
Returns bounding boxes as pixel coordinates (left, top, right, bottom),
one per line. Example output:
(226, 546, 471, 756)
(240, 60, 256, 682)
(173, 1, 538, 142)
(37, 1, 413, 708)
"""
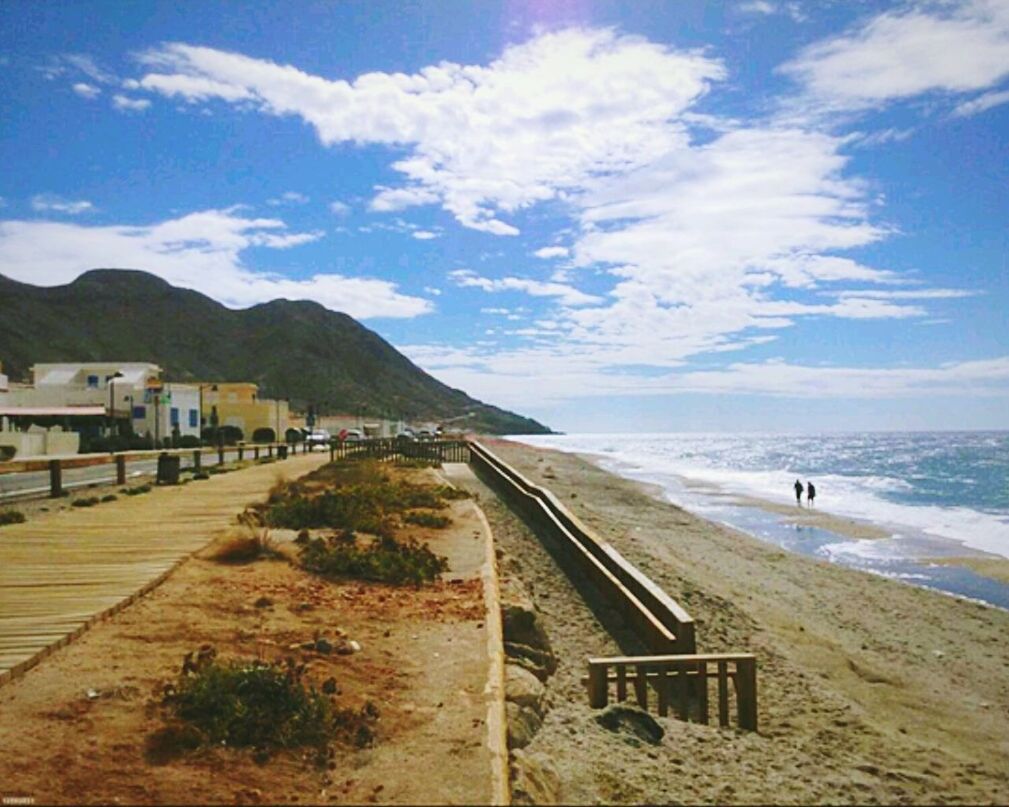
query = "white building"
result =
(0, 363, 200, 452)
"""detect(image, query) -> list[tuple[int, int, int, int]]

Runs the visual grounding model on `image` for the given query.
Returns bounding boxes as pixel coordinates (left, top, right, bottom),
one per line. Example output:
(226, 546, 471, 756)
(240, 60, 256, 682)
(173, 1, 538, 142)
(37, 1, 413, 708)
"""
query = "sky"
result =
(1, 0, 1007, 432)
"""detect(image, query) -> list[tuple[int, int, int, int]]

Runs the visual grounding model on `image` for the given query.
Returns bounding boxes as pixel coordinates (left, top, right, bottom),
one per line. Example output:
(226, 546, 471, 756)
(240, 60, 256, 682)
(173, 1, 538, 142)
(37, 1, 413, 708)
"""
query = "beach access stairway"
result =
(467, 440, 758, 732)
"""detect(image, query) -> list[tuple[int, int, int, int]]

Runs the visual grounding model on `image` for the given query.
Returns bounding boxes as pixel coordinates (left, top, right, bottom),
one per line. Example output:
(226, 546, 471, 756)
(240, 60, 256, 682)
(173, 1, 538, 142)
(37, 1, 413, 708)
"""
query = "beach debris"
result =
(595, 704, 664, 746)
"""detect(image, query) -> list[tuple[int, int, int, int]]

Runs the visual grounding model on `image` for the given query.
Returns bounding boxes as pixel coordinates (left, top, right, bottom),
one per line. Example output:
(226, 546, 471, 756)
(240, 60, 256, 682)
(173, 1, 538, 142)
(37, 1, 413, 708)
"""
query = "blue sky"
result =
(1, 0, 1007, 432)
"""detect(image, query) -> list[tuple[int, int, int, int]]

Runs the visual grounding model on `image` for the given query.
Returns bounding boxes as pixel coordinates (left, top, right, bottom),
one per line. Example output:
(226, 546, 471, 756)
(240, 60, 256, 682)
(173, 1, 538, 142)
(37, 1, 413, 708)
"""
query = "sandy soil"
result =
(0, 465, 495, 806)
(469, 437, 1009, 805)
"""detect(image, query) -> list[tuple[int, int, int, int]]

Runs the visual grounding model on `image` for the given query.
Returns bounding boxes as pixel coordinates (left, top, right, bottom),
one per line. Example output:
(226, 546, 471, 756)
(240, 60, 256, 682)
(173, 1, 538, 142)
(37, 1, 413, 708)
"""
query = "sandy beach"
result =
(476, 437, 1009, 804)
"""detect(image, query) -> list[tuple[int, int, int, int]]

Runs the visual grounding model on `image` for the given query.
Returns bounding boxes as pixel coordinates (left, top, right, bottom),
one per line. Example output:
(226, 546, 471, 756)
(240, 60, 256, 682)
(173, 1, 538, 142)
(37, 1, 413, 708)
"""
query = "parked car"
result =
(338, 428, 363, 442)
(303, 428, 332, 446)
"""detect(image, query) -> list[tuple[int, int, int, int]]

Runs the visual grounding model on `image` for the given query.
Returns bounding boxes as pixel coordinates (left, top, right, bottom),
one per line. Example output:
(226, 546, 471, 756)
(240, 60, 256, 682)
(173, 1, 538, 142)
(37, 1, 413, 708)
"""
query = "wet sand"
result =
(482, 437, 1009, 804)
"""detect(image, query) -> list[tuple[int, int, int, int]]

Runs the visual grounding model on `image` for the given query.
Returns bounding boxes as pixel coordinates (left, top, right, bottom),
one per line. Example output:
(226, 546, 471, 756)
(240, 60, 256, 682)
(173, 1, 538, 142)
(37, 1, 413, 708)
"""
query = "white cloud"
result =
(449, 269, 603, 307)
(0, 208, 432, 319)
(780, 1, 1009, 111)
(63, 54, 116, 85)
(533, 246, 569, 259)
(133, 30, 724, 235)
(112, 94, 151, 112)
(118, 27, 977, 406)
(267, 191, 309, 206)
(424, 286, 442, 296)
(72, 82, 101, 99)
(403, 343, 1009, 407)
(953, 87, 1009, 117)
(739, 1, 777, 15)
(412, 230, 438, 240)
(30, 194, 95, 215)
(328, 200, 351, 216)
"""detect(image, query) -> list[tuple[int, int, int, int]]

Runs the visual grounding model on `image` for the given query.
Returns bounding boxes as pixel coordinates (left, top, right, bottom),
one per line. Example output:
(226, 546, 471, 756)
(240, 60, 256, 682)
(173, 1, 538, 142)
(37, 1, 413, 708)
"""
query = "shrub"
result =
(122, 483, 152, 496)
(0, 509, 26, 526)
(252, 428, 276, 444)
(0, 446, 17, 461)
(404, 511, 452, 529)
(101, 494, 118, 503)
(152, 650, 377, 762)
(192, 471, 210, 480)
(178, 435, 201, 449)
(299, 533, 448, 586)
(285, 428, 304, 444)
(72, 496, 100, 508)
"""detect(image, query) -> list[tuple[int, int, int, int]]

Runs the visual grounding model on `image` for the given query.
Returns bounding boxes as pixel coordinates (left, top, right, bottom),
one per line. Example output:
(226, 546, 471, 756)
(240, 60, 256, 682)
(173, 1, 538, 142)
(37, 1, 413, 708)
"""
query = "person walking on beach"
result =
(794, 479, 804, 505)
(807, 481, 816, 508)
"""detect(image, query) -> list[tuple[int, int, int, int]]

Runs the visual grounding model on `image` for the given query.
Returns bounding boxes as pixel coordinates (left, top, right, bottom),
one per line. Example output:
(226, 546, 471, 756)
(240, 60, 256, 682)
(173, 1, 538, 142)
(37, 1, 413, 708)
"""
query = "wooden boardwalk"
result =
(0, 452, 329, 685)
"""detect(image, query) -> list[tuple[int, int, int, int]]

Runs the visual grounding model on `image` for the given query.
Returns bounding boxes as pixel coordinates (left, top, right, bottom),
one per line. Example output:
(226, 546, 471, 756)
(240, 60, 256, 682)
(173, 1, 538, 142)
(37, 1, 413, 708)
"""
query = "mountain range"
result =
(0, 270, 550, 434)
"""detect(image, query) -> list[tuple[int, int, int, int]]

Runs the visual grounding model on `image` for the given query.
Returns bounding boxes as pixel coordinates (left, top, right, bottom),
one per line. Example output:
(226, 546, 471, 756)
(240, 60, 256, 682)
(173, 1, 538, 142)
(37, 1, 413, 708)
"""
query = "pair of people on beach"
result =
(794, 479, 816, 507)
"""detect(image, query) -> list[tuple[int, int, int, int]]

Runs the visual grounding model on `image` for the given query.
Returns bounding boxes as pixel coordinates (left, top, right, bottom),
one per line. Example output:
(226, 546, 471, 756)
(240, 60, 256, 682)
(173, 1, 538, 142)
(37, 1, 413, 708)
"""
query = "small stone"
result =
(315, 638, 333, 654)
(322, 677, 339, 695)
(254, 596, 273, 608)
(595, 704, 664, 746)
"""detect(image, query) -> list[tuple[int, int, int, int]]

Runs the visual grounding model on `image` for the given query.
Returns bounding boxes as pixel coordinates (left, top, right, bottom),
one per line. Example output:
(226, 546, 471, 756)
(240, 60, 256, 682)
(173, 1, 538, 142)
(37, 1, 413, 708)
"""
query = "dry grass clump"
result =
(211, 528, 283, 564)
(404, 510, 452, 529)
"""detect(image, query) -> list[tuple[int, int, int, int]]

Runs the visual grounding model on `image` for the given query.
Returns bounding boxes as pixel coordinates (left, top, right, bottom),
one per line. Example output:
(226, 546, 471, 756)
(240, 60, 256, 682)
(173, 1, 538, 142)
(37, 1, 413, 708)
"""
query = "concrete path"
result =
(0, 452, 329, 684)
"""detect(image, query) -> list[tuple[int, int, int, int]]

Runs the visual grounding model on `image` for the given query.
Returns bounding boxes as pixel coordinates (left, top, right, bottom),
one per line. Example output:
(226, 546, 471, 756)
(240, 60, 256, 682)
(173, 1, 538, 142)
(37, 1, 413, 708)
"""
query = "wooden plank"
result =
(718, 660, 729, 727)
(616, 664, 627, 702)
(677, 662, 689, 721)
(697, 660, 709, 725)
(657, 666, 669, 716)
(634, 663, 648, 710)
(587, 652, 757, 666)
(587, 662, 609, 708)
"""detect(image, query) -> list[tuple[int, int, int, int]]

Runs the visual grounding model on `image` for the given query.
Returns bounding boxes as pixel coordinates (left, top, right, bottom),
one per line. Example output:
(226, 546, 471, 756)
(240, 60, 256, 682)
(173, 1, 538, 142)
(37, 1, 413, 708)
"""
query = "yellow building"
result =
(198, 383, 289, 442)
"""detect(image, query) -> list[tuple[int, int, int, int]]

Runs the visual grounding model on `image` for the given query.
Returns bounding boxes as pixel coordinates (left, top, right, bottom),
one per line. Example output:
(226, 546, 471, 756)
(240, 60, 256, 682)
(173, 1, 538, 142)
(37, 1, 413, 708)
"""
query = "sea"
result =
(513, 431, 1009, 610)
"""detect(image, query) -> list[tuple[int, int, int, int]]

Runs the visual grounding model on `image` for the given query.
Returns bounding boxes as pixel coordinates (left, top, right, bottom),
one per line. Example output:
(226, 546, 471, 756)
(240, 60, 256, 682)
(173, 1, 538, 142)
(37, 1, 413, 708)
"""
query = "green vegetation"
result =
(0, 509, 26, 526)
(404, 511, 452, 529)
(300, 532, 448, 586)
(72, 496, 100, 508)
(0, 269, 551, 434)
(121, 483, 152, 496)
(100, 494, 118, 503)
(148, 649, 377, 764)
(192, 470, 210, 480)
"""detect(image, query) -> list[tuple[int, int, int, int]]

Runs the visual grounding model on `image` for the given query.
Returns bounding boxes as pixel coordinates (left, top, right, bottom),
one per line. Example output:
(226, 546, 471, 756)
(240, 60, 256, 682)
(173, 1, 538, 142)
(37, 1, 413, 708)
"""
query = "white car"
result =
(304, 429, 332, 445)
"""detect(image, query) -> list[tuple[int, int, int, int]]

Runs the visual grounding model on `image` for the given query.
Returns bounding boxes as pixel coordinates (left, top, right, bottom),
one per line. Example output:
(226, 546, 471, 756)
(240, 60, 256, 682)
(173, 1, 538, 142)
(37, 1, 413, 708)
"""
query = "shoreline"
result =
(561, 448, 1009, 609)
(479, 436, 1009, 803)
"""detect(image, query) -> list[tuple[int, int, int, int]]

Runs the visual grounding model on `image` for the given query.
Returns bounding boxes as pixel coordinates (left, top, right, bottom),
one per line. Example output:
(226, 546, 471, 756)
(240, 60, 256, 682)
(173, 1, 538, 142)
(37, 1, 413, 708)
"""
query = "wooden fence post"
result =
(268, 445, 273, 458)
(48, 459, 63, 498)
(588, 663, 609, 708)
(193, 450, 201, 471)
(254, 446, 259, 460)
(218, 446, 225, 466)
(736, 657, 758, 732)
(115, 455, 127, 486)
(238, 445, 244, 461)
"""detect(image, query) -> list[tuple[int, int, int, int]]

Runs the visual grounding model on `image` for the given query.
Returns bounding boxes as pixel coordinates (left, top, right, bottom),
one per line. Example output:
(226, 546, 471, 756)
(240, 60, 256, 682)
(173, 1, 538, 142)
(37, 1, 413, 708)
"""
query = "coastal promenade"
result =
(0, 452, 329, 685)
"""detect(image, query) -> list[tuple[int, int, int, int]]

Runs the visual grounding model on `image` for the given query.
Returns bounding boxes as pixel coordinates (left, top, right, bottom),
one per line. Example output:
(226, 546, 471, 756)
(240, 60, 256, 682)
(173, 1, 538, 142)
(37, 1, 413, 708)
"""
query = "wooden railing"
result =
(587, 654, 758, 731)
(469, 440, 696, 656)
(328, 437, 471, 464)
(0, 441, 303, 498)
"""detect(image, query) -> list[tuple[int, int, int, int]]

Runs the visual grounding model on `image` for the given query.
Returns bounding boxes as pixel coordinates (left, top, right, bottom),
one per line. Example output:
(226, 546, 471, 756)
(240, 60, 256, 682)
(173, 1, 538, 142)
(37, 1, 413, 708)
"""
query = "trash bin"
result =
(156, 452, 181, 485)
(277, 445, 289, 460)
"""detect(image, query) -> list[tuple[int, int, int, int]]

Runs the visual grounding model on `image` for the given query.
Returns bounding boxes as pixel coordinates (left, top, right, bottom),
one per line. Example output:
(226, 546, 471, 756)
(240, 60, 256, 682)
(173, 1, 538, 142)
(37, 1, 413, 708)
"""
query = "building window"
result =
(86, 375, 99, 388)
(170, 407, 180, 426)
(189, 409, 198, 428)
(132, 406, 146, 419)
